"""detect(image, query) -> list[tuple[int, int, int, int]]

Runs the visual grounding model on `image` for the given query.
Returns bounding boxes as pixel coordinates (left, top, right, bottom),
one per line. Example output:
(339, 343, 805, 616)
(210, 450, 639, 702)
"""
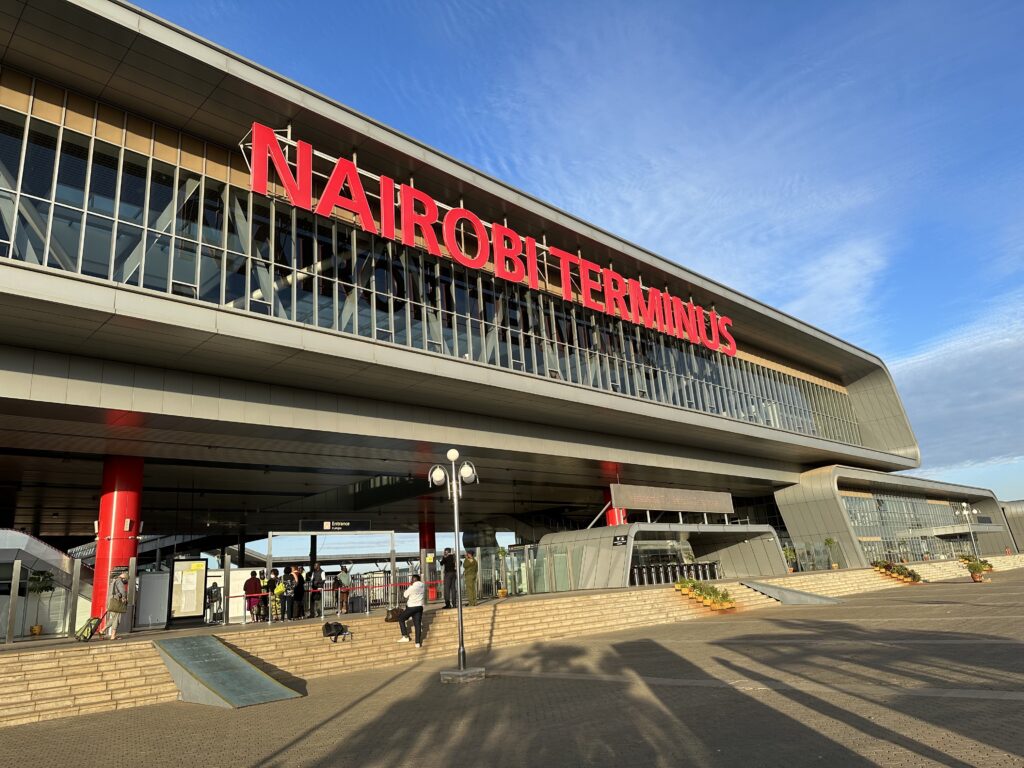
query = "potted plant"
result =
(27, 570, 55, 636)
(783, 546, 797, 573)
(967, 560, 986, 582)
(496, 548, 510, 597)
(824, 538, 840, 569)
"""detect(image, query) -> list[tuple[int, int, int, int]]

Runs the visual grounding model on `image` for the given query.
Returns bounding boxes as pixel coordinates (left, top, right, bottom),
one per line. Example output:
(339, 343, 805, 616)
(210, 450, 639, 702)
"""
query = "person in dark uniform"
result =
(440, 547, 457, 608)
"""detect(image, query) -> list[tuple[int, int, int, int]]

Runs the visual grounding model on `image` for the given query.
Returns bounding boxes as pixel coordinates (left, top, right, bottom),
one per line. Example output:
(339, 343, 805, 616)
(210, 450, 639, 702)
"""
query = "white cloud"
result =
(891, 286, 1024, 479)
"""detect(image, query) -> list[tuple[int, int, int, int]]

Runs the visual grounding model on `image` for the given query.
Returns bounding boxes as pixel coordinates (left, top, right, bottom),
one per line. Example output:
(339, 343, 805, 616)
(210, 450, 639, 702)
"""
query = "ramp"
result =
(741, 581, 842, 605)
(154, 635, 302, 708)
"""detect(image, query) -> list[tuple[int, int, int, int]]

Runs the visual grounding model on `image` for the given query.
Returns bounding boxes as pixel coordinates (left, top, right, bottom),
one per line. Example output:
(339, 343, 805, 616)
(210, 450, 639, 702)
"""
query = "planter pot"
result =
(702, 599, 713, 607)
(970, 573, 984, 583)
(673, 584, 682, 591)
(29, 624, 43, 636)
(787, 567, 794, 573)
(831, 563, 839, 570)
(497, 589, 508, 599)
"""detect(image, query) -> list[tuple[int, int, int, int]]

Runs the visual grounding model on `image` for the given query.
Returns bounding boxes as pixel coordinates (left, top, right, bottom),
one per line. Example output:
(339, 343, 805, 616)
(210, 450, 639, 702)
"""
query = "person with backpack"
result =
(396, 574, 425, 648)
(309, 563, 324, 618)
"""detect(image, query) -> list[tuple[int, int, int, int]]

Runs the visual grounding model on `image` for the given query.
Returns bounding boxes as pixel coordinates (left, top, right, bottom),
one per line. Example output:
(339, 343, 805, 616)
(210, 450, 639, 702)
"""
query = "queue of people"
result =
(235, 549, 482, 642)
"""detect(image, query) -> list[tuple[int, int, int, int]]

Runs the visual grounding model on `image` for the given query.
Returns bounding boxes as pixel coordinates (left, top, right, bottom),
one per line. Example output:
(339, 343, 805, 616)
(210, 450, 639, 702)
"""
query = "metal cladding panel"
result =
(610, 484, 734, 514)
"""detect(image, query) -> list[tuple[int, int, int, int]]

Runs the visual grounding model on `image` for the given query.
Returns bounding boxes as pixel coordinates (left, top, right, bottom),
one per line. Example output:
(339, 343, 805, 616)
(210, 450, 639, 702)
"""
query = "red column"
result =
(603, 488, 628, 526)
(91, 456, 144, 618)
(419, 506, 437, 599)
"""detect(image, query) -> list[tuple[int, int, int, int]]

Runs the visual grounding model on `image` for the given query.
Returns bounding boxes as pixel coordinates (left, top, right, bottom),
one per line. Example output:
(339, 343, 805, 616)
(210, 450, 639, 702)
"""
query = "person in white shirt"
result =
(397, 574, 426, 648)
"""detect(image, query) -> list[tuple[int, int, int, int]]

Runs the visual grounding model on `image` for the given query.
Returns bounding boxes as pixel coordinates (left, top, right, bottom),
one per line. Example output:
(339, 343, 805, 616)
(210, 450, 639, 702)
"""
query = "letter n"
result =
(250, 123, 312, 210)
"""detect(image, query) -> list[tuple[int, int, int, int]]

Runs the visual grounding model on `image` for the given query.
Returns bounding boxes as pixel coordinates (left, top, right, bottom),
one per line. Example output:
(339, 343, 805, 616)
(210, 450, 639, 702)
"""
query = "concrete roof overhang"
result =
(834, 467, 1000, 505)
(2, 0, 893, 384)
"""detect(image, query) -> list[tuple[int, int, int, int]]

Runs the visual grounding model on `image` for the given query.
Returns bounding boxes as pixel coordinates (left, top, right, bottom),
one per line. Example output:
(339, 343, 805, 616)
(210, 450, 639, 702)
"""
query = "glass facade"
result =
(842, 492, 976, 562)
(0, 96, 863, 446)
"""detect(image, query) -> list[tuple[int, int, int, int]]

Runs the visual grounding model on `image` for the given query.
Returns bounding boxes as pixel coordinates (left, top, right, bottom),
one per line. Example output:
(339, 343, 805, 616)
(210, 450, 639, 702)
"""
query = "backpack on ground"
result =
(384, 607, 402, 623)
(321, 621, 349, 643)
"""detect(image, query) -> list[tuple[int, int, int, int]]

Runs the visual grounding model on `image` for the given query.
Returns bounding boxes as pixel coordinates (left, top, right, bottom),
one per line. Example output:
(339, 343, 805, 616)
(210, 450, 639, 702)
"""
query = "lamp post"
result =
(428, 448, 484, 682)
(958, 502, 980, 559)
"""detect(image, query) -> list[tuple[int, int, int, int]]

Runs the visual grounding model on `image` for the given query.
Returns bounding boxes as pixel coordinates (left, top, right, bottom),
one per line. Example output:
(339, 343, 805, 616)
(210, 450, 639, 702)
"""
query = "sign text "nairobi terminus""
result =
(249, 123, 737, 357)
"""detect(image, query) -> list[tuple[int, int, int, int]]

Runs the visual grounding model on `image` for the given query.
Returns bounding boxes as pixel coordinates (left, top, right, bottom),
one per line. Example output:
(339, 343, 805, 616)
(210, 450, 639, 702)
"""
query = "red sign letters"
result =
(249, 123, 736, 357)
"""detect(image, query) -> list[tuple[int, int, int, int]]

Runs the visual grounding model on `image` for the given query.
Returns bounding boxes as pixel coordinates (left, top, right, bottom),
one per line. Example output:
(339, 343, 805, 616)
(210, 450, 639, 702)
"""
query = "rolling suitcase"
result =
(348, 595, 366, 614)
(75, 612, 108, 642)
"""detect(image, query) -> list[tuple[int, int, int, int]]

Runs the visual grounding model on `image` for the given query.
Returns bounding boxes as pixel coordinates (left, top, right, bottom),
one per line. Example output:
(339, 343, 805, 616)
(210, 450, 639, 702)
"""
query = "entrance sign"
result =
(610, 484, 735, 515)
(246, 123, 737, 357)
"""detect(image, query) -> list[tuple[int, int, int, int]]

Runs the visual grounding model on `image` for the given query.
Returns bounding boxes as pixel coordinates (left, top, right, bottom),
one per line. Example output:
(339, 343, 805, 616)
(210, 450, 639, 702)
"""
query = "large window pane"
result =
(224, 253, 247, 308)
(251, 199, 270, 259)
(0, 109, 25, 191)
(148, 161, 174, 231)
(249, 258, 272, 315)
(80, 214, 113, 278)
(226, 187, 249, 254)
(54, 131, 89, 208)
(273, 263, 293, 319)
(143, 234, 170, 292)
(87, 141, 119, 216)
(12, 196, 48, 264)
(0, 190, 15, 249)
(176, 171, 200, 239)
(118, 152, 147, 224)
(273, 204, 292, 265)
(21, 122, 58, 199)
(296, 211, 314, 270)
(172, 239, 197, 297)
(198, 246, 222, 303)
(48, 204, 82, 271)
(295, 271, 315, 324)
(201, 180, 225, 246)
(113, 223, 144, 285)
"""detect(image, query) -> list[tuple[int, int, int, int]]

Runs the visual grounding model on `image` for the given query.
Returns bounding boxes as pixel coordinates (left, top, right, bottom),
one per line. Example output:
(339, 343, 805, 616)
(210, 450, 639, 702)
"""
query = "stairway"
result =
(912, 560, 968, 582)
(0, 583, 781, 728)
(0, 641, 177, 728)
(755, 568, 903, 598)
(217, 586, 775, 683)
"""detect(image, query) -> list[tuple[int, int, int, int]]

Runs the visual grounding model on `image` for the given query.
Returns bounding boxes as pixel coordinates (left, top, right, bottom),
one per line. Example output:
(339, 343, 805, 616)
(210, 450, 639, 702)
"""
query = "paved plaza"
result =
(4, 572, 1024, 768)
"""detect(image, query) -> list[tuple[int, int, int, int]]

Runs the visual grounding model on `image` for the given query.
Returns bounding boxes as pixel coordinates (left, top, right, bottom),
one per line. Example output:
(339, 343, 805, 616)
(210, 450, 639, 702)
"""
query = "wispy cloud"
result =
(891, 285, 1024, 473)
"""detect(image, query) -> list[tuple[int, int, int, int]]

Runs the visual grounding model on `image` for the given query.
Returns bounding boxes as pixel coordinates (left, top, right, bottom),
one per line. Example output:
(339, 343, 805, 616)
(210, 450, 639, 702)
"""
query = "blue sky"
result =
(141, 0, 1024, 500)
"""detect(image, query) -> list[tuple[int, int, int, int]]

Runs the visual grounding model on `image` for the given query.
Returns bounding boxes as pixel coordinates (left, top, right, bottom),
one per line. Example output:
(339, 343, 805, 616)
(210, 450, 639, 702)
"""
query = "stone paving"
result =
(3, 571, 1024, 767)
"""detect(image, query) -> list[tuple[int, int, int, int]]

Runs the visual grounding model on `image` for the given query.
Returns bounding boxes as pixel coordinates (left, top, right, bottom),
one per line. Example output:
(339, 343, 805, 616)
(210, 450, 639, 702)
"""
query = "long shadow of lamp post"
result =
(428, 448, 486, 683)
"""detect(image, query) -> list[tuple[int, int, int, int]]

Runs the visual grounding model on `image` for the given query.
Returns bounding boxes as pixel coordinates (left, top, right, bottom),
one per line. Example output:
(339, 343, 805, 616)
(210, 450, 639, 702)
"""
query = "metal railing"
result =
(629, 562, 720, 586)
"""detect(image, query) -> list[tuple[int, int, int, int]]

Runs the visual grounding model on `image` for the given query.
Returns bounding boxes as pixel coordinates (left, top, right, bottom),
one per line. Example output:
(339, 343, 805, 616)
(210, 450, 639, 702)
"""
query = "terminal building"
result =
(0, 0, 1017, 626)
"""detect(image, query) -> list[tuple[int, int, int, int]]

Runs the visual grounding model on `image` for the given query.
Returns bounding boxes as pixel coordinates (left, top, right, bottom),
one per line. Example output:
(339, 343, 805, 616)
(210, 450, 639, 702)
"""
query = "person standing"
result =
(292, 566, 306, 619)
(440, 547, 457, 609)
(336, 566, 352, 614)
(243, 570, 262, 623)
(463, 551, 479, 607)
(267, 569, 280, 621)
(105, 572, 129, 640)
(309, 563, 324, 618)
(396, 574, 425, 647)
(258, 570, 269, 621)
(281, 568, 296, 621)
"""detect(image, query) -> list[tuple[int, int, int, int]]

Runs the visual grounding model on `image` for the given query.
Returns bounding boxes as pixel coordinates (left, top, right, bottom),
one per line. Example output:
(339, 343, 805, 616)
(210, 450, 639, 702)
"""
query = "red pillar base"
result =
(605, 506, 628, 526)
(91, 456, 144, 618)
(419, 507, 437, 599)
